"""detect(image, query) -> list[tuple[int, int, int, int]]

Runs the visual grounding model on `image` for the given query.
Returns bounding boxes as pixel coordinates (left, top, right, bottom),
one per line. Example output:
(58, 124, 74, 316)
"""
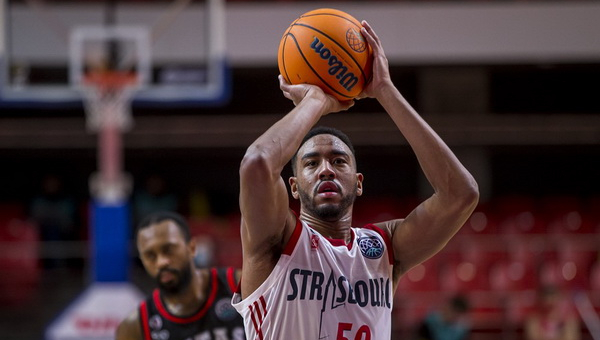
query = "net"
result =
(81, 71, 138, 132)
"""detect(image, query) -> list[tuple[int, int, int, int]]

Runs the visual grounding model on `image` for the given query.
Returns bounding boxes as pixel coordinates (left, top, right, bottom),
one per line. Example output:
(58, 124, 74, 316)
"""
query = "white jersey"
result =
(232, 216, 394, 340)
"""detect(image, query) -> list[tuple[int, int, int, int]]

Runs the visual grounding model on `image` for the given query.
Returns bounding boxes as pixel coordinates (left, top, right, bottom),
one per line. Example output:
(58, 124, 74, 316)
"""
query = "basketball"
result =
(278, 8, 373, 101)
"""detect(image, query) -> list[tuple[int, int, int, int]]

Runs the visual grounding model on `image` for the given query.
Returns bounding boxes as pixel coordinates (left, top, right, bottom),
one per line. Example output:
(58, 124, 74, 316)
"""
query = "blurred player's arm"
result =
(360, 21, 479, 287)
(115, 310, 142, 340)
(239, 78, 352, 298)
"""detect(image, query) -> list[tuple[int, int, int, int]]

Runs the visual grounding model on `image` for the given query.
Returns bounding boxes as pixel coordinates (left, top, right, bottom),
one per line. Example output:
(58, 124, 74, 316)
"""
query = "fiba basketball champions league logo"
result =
(346, 28, 367, 53)
(308, 27, 368, 93)
(358, 236, 384, 259)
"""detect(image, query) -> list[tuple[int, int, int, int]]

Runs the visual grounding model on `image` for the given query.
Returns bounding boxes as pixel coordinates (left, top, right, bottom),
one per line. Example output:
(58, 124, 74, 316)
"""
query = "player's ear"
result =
(188, 236, 197, 255)
(356, 173, 364, 196)
(289, 177, 300, 199)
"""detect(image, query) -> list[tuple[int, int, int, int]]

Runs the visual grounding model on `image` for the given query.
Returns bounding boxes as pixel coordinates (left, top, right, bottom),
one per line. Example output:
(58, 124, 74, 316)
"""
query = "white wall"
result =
(4, 1, 600, 66)
(225, 2, 600, 66)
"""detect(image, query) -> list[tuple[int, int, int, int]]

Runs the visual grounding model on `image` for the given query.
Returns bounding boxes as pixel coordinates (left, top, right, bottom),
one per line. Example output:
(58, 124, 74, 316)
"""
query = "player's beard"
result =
(297, 182, 357, 221)
(156, 263, 192, 296)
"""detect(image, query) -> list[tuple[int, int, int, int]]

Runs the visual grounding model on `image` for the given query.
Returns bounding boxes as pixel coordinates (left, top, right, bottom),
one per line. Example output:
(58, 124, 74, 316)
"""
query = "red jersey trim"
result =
(362, 224, 395, 265)
(226, 266, 237, 292)
(139, 301, 152, 340)
(324, 229, 355, 250)
(152, 267, 219, 323)
(282, 213, 302, 256)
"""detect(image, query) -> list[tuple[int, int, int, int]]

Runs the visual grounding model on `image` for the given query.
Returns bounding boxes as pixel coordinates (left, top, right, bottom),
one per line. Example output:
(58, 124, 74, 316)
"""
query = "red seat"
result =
(539, 259, 590, 290)
(439, 259, 489, 293)
(494, 196, 545, 234)
(541, 196, 592, 234)
(489, 259, 537, 292)
(353, 196, 417, 227)
(458, 202, 499, 235)
(555, 236, 597, 269)
(0, 218, 40, 306)
(397, 256, 441, 292)
(590, 261, 600, 291)
(467, 292, 506, 330)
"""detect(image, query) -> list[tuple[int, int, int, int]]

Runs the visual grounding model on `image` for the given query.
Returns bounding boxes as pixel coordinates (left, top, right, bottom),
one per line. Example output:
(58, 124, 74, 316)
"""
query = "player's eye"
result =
(143, 252, 156, 262)
(162, 244, 174, 255)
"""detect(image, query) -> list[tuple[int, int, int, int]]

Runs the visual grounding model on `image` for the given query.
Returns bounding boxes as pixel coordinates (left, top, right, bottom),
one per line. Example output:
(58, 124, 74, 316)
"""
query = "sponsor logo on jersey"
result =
(310, 234, 319, 250)
(358, 236, 384, 259)
(149, 314, 163, 330)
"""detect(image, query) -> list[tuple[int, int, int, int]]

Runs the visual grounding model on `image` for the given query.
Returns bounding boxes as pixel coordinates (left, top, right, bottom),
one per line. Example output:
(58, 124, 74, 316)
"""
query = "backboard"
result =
(0, 0, 229, 108)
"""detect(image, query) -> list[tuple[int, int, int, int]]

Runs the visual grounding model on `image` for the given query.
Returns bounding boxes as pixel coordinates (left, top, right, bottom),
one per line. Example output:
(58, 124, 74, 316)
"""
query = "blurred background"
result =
(0, 0, 599, 339)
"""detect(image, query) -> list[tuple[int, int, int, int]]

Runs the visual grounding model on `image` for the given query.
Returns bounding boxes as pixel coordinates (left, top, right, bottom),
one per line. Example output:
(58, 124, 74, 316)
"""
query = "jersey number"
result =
(336, 322, 371, 340)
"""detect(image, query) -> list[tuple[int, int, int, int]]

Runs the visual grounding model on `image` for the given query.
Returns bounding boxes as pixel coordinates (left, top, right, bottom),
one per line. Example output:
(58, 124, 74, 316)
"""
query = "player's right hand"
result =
(279, 75, 354, 114)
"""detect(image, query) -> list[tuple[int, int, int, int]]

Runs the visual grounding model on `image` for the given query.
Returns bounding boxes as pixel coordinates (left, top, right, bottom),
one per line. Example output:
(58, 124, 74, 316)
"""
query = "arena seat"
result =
(439, 258, 490, 293)
(0, 217, 40, 306)
(540, 196, 593, 234)
(494, 195, 545, 234)
(353, 196, 417, 227)
(397, 256, 441, 292)
(458, 208, 499, 235)
(488, 259, 538, 292)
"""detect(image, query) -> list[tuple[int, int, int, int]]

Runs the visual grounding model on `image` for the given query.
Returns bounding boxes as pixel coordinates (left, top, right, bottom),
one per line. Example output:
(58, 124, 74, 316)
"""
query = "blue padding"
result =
(91, 201, 130, 282)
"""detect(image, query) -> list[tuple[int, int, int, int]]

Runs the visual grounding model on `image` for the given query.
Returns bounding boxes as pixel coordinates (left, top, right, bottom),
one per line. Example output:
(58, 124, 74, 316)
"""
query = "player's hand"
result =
(279, 75, 354, 114)
(356, 20, 394, 100)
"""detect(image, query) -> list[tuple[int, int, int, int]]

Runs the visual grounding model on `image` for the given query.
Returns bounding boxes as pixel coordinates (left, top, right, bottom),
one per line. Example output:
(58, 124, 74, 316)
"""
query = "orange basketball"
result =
(278, 8, 373, 101)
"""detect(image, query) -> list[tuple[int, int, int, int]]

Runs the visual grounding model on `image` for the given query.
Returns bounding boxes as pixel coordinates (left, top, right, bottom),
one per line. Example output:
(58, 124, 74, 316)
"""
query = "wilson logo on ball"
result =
(310, 37, 359, 92)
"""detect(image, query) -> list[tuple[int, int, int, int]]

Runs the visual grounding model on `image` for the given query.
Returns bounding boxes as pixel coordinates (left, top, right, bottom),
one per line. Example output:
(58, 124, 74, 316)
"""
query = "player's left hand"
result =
(356, 20, 393, 100)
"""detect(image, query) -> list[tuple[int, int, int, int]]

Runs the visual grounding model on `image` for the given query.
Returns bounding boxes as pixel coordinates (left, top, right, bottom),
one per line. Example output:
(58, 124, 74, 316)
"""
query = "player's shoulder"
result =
(361, 219, 403, 239)
(115, 308, 142, 340)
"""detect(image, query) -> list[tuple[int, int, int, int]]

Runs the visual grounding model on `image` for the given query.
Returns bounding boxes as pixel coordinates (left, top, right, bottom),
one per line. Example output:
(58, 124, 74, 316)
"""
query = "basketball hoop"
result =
(81, 71, 138, 132)
(79, 71, 137, 204)
(69, 25, 149, 204)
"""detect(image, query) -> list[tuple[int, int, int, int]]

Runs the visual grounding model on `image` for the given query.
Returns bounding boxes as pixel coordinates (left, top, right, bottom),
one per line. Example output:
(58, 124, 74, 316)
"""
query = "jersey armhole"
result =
(282, 211, 302, 256)
(139, 301, 152, 340)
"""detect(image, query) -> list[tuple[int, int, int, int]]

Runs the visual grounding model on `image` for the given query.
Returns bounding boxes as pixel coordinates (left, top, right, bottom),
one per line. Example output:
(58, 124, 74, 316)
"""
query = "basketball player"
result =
(116, 211, 245, 340)
(232, 20, 479, 339)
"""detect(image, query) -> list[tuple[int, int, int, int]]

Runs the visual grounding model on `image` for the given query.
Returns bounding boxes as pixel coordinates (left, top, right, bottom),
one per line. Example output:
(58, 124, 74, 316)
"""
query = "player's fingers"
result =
(361, 21, 381, 51)
(278, 75, 289, 90)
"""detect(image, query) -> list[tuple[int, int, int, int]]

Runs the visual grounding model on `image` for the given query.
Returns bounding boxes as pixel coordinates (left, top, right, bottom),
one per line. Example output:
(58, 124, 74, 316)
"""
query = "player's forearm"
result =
(242, 97, 326, 173)
(379, 84, 478, 202)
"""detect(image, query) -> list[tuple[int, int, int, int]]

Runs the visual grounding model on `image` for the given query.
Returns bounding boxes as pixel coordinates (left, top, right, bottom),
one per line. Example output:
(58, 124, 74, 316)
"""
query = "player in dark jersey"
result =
(116, 211, 245, 340)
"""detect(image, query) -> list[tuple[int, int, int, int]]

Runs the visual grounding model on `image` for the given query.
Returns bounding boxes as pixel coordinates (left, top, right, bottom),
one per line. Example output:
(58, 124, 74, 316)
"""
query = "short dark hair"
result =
(450, 294, 470, 313)
(290, 126, 356, 175)
(136, 211, 191, 242)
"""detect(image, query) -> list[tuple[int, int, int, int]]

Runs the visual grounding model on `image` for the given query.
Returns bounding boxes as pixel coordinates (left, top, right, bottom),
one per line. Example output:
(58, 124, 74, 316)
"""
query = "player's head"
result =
(441, 294, 470, 323)
(289, 126, 363, 221)
(290, 126, 356, 175)
(136, 211, 195, 295)
(537, 285, 561, 314)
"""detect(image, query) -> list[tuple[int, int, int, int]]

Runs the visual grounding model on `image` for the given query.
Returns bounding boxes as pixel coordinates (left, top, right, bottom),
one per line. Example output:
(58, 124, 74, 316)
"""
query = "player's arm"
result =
(115, 310, 142, 340)
(562, 316, 580, 340)
(239, 78, 352, 297)
(361, 21, 479, 286)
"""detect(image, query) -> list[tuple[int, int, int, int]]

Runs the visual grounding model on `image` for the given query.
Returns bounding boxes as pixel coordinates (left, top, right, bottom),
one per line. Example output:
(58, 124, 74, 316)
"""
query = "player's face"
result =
(290, 134, 363, 221)
(137, 220, 195, 295)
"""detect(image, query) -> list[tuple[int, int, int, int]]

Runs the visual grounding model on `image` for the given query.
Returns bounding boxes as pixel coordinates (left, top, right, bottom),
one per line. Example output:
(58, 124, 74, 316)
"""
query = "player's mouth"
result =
(317, 181, 340, 198)
(159, 269, 178, 283)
